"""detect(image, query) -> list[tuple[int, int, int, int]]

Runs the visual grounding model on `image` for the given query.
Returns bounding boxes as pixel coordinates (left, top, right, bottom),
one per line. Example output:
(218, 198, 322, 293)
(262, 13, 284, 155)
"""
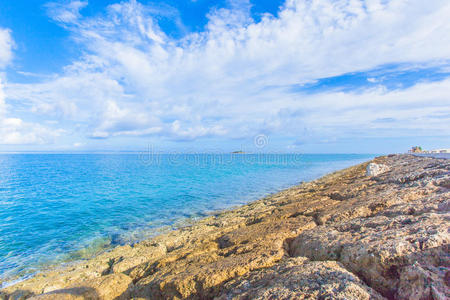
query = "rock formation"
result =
(1, 154, 449, 299)
(366, 162, 390, 177)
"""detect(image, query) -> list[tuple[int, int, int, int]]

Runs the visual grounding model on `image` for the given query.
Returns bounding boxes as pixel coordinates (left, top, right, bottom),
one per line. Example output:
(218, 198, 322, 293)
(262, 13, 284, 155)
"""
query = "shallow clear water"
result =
(0, 153, 373, 282)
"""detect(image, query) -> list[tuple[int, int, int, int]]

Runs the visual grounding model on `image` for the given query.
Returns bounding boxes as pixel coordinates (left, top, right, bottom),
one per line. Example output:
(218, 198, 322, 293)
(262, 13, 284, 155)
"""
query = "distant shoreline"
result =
(412, 153, 450, 159)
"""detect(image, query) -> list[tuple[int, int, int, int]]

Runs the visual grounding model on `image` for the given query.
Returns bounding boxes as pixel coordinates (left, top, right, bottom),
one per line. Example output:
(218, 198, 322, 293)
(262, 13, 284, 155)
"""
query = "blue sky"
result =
(0, 0, 449, 153)
(0, 0, 284, 79)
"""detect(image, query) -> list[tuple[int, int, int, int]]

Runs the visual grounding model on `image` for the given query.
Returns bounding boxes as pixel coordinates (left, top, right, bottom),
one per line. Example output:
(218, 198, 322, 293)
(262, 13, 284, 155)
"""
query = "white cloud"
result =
(46, 0, 88, 23)
(295, 79, 450, 137)
(0, 28, 13, 68)
(4, 0, 450, 146)
(0, 79, 6, 116)
(0, 28, 62, 145)
(0, 117, 63, 145)
(0, 79, 64, 145)
(1, 77, 65, 145)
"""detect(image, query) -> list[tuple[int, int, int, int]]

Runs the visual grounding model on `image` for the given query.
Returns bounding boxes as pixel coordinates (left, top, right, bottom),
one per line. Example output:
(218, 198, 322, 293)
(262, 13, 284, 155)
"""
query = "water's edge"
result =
(0, 155, 375, 287)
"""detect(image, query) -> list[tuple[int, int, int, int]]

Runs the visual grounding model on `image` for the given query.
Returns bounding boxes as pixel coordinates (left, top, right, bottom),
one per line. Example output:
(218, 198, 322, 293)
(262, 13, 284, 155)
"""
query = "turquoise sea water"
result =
(0, 153, 374, 283)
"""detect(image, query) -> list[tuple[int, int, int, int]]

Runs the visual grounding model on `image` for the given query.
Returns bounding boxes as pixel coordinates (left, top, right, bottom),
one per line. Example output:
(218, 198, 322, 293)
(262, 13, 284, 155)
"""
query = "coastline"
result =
(1, 154, 449, 299)
(0, 154, 372, 287)
(0, 153, 373, 284)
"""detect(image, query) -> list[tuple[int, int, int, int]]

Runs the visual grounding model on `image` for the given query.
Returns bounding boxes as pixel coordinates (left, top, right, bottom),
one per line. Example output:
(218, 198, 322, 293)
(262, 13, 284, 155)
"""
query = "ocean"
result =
(0, 153, 373, 283)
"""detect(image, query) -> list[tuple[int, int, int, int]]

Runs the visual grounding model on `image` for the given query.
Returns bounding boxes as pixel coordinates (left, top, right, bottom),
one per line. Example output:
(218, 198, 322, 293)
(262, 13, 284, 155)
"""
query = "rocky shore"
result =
(1, 154, 449, 300)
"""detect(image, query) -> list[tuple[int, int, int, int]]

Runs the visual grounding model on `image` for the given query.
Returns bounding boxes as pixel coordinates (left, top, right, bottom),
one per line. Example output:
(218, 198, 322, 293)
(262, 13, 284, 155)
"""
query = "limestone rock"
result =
(29, 273, 133, 300)
(290, 194, 450, 298)
(215, 257, 384, 300)
(366, 162, 389, 177)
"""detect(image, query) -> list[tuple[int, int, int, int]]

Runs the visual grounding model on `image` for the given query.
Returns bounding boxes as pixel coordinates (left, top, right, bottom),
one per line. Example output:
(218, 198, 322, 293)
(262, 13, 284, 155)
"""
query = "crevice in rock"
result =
(284, 237, 296, 257)
(131, 261, 160, 285)
(216, 235, 234, 249)
(288, 211, 303, 218)
(245, 217, 264, 225)
(328, 191, 351, 201)
(166, 244, 183, 253)
(311, 212, 324, 226)
(101, 258, 116, 276)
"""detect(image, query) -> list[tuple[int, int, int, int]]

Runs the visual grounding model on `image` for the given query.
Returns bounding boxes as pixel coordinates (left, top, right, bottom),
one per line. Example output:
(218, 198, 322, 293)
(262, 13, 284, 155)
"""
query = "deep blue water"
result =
(0, 153, 373, 283)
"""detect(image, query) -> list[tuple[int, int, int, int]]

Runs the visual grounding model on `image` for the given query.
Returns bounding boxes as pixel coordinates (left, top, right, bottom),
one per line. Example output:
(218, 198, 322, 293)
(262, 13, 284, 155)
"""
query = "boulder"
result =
(366, 162, 389, 177)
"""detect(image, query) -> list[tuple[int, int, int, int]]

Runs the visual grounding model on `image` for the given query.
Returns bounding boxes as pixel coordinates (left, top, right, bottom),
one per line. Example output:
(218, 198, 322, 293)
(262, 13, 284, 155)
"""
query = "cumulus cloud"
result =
(0, 27, 63, 145)
(4, 0, 450, 146)
(0, 117, 63, 145)
(0, 85, 44, 145)
(0, 78, 63, 145)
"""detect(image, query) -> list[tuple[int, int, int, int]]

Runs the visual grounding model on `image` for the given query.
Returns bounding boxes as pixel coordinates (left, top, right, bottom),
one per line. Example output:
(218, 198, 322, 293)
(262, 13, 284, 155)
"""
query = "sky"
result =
(0, 0, 449, 153)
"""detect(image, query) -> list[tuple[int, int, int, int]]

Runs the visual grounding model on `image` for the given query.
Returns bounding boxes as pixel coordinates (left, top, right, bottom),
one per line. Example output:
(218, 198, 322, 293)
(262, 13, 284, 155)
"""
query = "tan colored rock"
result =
(290, 194, 450, 298)
(29, 273, 133, 300)
(131, 216, 317, 299)
(215, 257, 384, 300)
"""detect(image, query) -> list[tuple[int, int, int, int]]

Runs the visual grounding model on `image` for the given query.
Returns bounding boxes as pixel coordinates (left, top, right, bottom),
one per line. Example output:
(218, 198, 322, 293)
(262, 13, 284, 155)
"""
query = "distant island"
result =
(231, 150, 246, 154)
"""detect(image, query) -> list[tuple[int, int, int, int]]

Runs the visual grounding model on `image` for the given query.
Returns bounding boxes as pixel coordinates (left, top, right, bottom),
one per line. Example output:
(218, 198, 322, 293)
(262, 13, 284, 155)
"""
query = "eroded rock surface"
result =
(1, 155, 449, 299)
(215, 257, 385, 300)
(366, 162, 390, 177)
